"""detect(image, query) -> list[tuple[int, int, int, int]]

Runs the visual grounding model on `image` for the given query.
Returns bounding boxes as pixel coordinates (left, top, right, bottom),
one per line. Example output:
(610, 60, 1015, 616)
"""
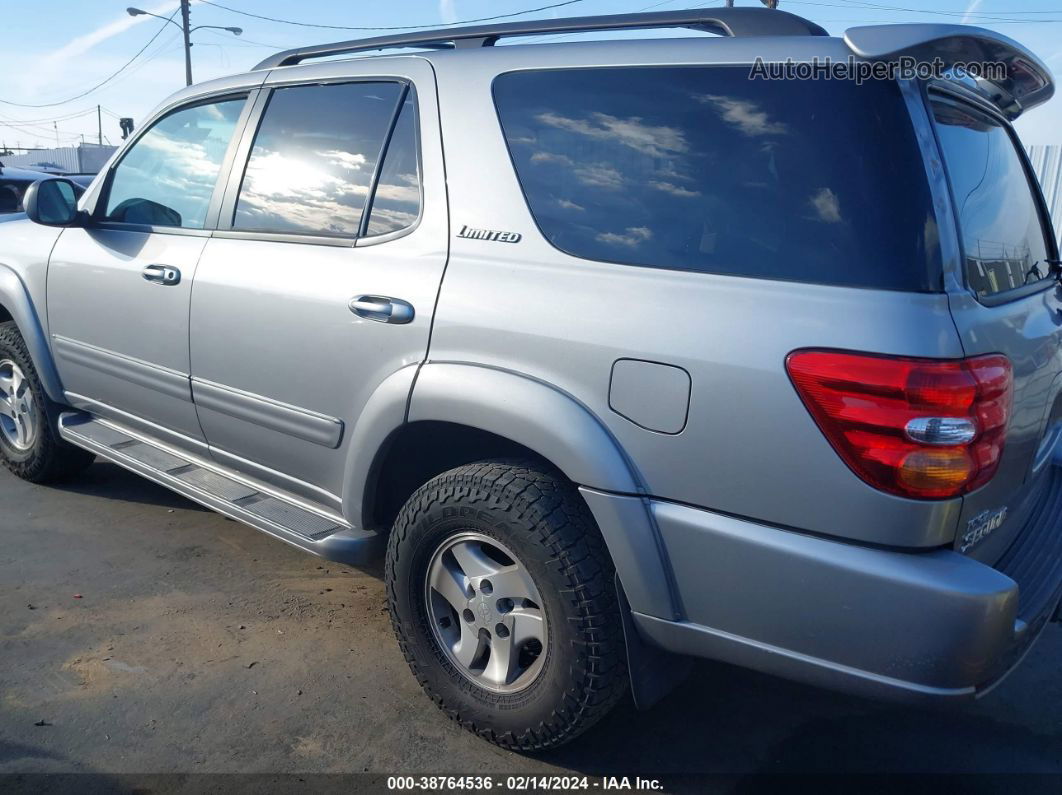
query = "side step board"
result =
(58, 413, 383, 565)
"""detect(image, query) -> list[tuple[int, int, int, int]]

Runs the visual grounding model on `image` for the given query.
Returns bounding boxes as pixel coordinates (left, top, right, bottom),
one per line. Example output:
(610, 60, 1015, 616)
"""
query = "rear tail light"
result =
(786, 350, 1012, 499)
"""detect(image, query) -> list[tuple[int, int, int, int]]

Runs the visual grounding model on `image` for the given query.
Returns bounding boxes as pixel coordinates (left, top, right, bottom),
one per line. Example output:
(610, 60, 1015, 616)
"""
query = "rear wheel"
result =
(0, 321, 94, 483)
(386, 460, 628, 751)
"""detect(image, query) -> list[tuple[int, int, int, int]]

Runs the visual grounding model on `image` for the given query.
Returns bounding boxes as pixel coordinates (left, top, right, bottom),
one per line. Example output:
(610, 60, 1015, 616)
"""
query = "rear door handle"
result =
(349, 295, 415, 325)
(142, 265, 181, 286)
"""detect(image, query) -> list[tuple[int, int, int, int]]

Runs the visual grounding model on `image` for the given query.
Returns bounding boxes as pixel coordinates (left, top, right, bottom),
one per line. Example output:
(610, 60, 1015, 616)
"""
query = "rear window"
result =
(930, 99, 1054, 299)
(493, 66, 941, 292)
(0, 181, 28, 213)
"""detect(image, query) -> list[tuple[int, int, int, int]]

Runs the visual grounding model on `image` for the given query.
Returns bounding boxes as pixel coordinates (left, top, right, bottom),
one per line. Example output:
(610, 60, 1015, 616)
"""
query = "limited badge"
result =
(456, 224, 522, 243)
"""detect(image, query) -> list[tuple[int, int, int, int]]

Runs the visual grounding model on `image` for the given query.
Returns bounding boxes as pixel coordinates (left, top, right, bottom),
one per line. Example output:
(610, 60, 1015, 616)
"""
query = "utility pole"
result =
(128, 5, 239, 86)
(180, 0, 193, 87)
(97, 105, 102, 146)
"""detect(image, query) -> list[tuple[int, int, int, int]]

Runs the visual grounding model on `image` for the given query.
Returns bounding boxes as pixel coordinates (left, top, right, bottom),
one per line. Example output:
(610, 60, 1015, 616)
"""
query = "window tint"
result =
(365, 94, 420, 237)
(494, 67, 940, 292)
(233, 82, 402, 236)
(931, 100, 1052, 298)
(0, 182, 27, 213)
(104, 98, 244, 228)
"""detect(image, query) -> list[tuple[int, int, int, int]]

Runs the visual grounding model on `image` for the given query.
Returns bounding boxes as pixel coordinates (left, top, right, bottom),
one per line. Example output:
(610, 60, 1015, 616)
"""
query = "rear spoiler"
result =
(844, 24, 1054, 119)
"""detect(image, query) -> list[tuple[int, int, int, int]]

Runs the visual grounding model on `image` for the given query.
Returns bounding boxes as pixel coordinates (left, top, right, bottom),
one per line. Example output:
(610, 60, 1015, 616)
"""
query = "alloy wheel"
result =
(0, 359, 38, 451)
(425, 532, 548, 693)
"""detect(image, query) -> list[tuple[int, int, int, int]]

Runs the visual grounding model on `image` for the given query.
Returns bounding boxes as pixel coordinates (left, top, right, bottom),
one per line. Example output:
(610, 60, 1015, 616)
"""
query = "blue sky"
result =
(1, 1, 1060, 149)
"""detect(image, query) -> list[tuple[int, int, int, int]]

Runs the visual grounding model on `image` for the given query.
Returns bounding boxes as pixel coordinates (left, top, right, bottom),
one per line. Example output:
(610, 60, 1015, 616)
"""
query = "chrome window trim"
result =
(219, 77, 424, 245)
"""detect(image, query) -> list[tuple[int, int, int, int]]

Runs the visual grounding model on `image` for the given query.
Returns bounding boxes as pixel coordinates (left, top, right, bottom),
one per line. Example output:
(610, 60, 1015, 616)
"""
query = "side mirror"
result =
(24, 178, 81, 227)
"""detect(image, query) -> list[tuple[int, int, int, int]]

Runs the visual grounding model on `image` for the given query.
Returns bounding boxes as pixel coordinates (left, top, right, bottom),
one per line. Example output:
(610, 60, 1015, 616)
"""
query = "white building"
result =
(1, 142, 117, 174)
(1028, 144, 1062, 249)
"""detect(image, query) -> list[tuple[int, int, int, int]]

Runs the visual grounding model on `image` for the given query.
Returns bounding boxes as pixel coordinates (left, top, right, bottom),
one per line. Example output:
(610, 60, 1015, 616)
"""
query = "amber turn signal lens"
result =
(897, 449, 973, 495)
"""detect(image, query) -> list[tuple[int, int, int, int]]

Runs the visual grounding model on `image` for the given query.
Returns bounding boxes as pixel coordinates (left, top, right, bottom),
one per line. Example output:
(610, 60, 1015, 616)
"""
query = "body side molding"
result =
(191, 377, 344, 449)
(52, 335, 191, 403)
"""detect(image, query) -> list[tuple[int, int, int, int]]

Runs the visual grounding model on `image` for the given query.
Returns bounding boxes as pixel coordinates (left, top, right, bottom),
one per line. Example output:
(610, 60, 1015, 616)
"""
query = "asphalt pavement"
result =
(1, 461, 1059, 788)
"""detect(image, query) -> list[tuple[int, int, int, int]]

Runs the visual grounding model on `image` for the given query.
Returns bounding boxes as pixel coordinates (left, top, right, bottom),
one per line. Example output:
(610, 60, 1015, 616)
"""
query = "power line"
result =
(791, 0, 1062, 23)
(198, 26, 287, 50)
(0, 10, 178, 109)
(0, 119, 83, 142)
(197, 0, 589, 31)
(0, 108, 100, 126)
(837, 0, 1062, 18)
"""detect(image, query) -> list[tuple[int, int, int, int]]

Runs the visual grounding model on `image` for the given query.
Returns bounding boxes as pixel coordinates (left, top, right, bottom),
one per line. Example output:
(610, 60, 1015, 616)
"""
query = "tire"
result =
(0, 321, 94, 483)
(386, 460, 628, 751)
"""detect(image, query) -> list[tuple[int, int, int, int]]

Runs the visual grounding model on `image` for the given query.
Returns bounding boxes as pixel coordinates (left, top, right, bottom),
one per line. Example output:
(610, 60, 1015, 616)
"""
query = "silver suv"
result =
(2, 8, 1061, 751)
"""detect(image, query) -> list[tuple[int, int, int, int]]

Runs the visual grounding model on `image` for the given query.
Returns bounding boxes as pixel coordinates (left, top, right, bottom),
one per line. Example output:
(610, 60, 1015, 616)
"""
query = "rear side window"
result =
(365, 93, 421, 237)
(104, 97, 244, 228)
(494, 67, 941, 291)
(233, 82, 403, 237)
(931, 99, 1053, 298)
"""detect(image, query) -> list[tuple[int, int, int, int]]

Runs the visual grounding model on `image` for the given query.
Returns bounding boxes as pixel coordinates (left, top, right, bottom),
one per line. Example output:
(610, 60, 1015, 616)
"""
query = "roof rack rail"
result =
(254, 7, 829, 70)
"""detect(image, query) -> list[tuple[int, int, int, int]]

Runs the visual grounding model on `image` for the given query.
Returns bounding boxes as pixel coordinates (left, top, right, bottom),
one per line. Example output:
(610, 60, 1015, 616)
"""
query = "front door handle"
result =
(143, 264, 181, 286)
(349, 295, 415, 325)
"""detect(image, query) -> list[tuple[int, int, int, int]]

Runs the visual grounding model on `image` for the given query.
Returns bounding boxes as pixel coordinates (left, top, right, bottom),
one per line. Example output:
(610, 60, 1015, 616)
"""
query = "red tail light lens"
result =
(786, 350, 1012, 499)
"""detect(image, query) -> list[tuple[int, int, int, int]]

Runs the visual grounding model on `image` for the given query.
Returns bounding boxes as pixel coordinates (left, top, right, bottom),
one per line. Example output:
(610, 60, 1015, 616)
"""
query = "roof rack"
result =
(254, 7, 829, 70)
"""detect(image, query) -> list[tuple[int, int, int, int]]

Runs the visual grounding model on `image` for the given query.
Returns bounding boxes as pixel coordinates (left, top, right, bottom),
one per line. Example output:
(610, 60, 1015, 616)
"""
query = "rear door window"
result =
(364, 92, 421, 237)
(930, 99, 1054, 299)
(232, 81, 403, 237)
(493, 66, 941, 292)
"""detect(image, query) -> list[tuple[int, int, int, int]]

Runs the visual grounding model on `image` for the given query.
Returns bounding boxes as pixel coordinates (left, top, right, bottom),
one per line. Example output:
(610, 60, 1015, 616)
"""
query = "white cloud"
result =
(530, 151, 573, 165)
(649, 180, 700, 198)
(535, 111, 688, 158)
(809, 187, 842, 223)
(574, 164, 624, 190)
(696, 94, 787, 137)
(596, 226, 652, 247)
(439, 0, 458, 24)
(46, 1, 197, 66)
(556, 198, 584, 211)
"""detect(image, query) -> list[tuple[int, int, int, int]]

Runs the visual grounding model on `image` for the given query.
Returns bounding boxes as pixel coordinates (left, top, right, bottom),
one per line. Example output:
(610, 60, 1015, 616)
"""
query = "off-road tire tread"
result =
(0, 321, 94, 482)
(386, 460, 628, 751)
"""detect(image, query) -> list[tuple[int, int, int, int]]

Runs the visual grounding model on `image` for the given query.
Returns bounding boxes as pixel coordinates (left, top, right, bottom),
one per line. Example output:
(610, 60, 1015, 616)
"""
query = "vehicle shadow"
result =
(0, 738, 131, 792)
(539, 658, 1062, 778)
(50, 461, 209, 512)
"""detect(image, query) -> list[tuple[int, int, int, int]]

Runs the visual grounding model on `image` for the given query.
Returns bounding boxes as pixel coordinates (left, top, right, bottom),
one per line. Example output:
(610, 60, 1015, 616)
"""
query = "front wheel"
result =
(386, 460, 628, 751)
(0, 321, 94, 483)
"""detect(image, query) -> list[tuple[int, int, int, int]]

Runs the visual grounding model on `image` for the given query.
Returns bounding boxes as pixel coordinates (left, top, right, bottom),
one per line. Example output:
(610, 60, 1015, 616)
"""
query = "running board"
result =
(58, 413, 383, 565)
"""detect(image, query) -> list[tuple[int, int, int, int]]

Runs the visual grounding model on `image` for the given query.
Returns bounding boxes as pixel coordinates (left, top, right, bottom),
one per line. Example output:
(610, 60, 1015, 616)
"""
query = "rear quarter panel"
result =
(427, 42, 965, 548)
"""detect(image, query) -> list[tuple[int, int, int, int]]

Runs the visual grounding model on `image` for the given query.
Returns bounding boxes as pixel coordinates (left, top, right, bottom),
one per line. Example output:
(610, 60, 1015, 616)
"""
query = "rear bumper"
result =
(584, 480, 1062, 701)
